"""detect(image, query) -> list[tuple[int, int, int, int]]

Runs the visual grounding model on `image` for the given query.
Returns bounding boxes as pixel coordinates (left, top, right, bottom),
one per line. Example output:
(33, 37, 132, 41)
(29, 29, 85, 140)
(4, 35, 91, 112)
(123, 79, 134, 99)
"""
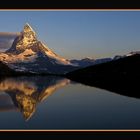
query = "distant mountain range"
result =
(67, 53, 140, 78)
(0, 23, 140, 76)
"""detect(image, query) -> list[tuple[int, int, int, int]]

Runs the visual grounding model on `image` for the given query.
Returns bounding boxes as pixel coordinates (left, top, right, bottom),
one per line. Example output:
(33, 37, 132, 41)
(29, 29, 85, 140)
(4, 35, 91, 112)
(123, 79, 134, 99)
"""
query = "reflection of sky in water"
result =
(0, 76, 140, 129)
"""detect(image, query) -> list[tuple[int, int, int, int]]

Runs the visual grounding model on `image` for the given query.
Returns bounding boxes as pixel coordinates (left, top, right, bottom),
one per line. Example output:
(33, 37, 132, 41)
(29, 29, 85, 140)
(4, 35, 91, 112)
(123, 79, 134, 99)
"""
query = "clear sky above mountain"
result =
(0, 10, 140, 59)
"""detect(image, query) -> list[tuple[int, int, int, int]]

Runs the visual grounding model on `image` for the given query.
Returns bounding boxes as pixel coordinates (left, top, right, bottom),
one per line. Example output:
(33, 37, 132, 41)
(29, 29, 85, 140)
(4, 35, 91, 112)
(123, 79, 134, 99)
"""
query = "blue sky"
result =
(0, 10, 140, 59)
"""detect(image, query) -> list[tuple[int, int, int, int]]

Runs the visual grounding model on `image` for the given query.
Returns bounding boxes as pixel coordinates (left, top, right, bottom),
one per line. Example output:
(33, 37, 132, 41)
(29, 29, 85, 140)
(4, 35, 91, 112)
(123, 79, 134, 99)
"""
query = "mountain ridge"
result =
(0, 23, 78, 74)
(0, 23, 140, 76)
(66, 53, 140, 98)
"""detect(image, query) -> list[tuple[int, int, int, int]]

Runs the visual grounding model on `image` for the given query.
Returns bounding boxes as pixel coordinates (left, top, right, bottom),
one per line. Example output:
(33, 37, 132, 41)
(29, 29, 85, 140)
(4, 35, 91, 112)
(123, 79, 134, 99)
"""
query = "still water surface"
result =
(0, 76, 140, 129)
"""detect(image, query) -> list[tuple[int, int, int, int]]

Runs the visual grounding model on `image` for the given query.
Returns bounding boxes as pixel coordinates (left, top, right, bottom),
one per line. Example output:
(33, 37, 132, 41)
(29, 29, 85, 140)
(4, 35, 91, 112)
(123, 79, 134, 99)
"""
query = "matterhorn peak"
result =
(3, 23, 76, 74)
(23, 23, 36, 35)
(22, 22, 37, 40)
(6, 23, 38, 54)
(24, 23, 32, 28)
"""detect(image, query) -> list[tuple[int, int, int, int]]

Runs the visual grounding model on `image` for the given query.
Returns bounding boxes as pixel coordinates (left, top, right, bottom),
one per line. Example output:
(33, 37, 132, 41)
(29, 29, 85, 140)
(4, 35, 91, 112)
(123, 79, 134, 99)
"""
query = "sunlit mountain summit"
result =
(1, 23, 140, 77)
(0, 23, 78, 74)
(6, 23, 37, 53)
(0, 76, 70, 121)
(0, 23, 117, 75)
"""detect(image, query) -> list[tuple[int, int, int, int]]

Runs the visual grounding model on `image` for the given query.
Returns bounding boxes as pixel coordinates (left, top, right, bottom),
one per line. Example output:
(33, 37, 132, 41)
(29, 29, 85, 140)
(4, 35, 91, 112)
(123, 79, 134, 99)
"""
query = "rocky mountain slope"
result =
(0, 23, 78, 74)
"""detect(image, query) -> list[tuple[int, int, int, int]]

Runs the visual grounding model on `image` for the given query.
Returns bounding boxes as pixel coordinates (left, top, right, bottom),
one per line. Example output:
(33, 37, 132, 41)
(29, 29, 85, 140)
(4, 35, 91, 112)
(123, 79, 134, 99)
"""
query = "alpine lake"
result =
(0, 76, 139, 129)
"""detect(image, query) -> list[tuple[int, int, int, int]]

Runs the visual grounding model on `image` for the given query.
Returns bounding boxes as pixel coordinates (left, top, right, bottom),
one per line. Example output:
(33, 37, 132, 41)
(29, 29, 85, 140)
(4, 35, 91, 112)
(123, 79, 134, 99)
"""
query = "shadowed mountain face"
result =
(0, 76, 70, 121)
(67, 54, 140, 99)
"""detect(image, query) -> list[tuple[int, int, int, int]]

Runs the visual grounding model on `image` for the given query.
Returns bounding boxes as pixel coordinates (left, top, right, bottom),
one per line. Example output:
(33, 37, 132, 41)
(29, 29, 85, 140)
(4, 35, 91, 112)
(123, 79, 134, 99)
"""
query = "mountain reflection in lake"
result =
(1, 76, 140, 129)
(0, 76, 70, 121)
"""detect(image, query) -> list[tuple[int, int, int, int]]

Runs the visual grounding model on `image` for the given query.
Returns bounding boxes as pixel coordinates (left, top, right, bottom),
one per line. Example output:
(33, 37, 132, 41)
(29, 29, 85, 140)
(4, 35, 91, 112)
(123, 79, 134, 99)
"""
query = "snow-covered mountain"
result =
(0, 23, 138, 75)
(0, 23, 78, 74)
(70, 57, 112, 67)
(113, 51, 140, 60)
(70, 50, 140, 67)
